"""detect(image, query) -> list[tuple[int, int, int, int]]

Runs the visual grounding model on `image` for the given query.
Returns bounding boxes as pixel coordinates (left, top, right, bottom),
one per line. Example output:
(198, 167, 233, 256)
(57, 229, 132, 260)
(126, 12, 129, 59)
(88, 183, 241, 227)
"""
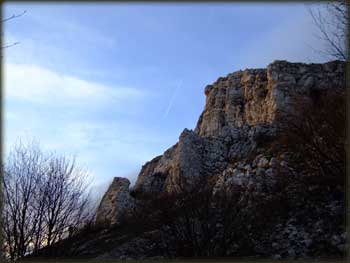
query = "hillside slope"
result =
(30, 60, 346, 260)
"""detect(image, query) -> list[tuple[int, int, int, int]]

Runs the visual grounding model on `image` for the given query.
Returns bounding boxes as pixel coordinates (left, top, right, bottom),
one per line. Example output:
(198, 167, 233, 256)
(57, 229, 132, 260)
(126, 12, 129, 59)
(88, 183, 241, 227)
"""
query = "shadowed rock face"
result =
(95, 177, 135, 226)
(97, 60, 345, 224)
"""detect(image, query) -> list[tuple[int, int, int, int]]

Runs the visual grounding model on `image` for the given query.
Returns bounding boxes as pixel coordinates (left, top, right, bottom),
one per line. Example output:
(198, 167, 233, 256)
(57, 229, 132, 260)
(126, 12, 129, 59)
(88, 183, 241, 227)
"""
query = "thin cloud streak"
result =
(162, 80, 182, 120)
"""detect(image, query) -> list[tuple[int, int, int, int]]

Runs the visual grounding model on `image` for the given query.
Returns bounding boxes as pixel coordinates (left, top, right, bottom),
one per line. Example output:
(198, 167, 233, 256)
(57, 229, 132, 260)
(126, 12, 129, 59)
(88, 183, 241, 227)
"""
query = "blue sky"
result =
(3, 2, 328, 198)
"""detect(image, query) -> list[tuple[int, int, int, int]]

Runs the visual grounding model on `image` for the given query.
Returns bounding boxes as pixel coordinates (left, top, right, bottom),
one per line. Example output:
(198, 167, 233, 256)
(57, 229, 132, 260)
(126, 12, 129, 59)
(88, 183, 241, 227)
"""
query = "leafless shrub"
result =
(276, 87, 345, 188)
(131, 177, 284, 258)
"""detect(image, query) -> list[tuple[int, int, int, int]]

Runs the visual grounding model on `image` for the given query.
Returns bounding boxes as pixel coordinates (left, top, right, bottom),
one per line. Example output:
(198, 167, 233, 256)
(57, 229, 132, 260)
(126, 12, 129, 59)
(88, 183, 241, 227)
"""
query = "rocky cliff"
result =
(96, 60, 345, 225)
(128, 61, 344, 198)
(132, 60, 344, 196)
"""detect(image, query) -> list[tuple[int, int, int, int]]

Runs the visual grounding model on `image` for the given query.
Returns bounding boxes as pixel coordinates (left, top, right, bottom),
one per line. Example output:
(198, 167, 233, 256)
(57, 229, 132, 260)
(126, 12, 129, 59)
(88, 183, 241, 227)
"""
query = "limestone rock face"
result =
(195, 60, 345, 137)
(96, 177, 135, 226)
(97, 60, 345, 224)
(132, 60, 344, 197)
(132, 129, 228, 196)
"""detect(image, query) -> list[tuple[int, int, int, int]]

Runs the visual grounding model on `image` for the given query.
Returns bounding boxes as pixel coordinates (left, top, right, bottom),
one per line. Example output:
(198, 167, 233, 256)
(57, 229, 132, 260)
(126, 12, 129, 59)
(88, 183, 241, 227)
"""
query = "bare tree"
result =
(0, 10, 26, 52)
(2, 141, 46, 260)
(43, 156, 91, 247)
(2, 140, 93, 260)
(309, 1, 348, 61)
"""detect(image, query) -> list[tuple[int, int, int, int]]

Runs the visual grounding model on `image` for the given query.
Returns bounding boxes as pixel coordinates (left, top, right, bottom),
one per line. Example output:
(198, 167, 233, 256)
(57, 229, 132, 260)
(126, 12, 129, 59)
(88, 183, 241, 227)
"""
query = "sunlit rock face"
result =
(131, 129, 228, 196)
(195, 60, 345, 137)
(97, 60, 345, 224)
(131, 60, 345, 197)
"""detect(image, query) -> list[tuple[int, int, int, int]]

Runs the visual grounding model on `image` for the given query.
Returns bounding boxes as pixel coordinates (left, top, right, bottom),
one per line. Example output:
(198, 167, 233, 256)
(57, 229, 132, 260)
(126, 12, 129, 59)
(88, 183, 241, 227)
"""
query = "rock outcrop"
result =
(196, 60, 344, 137)
(130, 60, 345, 198)
(131, 129, 228, 196)
(97, 60, 345, 226)
(96, 177, 135, 225)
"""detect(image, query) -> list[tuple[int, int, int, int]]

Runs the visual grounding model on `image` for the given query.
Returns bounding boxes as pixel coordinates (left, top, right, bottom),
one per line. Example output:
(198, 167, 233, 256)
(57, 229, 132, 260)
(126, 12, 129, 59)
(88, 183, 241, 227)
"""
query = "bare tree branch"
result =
(308, 1, 348, 61)
(1, 10, 26, 53)
(1, 10, 26, 23)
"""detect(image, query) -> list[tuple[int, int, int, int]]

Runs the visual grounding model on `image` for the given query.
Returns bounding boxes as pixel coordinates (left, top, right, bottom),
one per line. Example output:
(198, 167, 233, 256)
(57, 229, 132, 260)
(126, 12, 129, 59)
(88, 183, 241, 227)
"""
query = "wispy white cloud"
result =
(3, 62, 156, 186)
(4, 63, 143, 107)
